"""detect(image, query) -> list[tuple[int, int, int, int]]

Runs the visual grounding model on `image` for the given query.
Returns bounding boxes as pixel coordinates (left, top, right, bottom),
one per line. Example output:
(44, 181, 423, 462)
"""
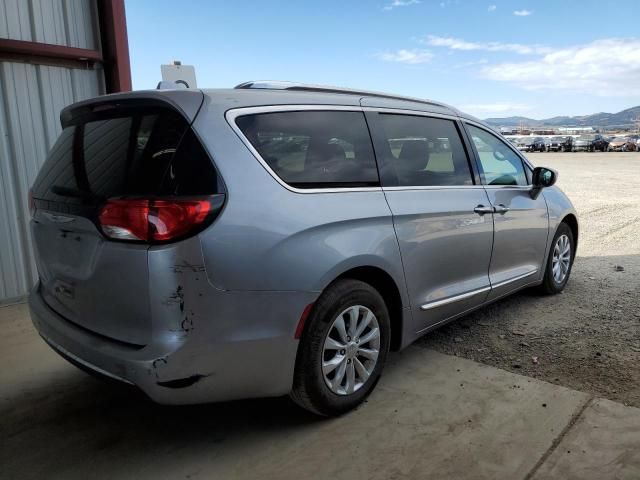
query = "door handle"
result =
(494, 204, 510, 214)
(473, 205, 494, 215)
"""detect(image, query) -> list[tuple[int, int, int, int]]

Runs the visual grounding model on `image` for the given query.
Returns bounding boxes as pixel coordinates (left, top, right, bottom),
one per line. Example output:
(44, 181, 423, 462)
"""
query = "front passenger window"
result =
(467, 125, 527, 186)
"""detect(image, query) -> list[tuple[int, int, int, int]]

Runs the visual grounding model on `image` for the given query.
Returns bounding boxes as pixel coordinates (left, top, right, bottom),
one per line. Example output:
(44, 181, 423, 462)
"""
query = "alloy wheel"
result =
(322, 305, 380, 395)
(552, 234, 571, 284)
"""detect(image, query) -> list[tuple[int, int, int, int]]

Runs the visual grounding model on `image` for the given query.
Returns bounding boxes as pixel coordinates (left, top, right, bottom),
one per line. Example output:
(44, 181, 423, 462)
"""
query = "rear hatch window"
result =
(32, 106, 223, 210)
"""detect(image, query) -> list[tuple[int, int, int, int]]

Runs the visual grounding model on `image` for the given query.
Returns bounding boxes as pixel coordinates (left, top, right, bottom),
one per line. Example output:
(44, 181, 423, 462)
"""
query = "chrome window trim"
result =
(361, 106, 459, 121)
(225, 105, 383, 194)
(383, 185, 484, 192)
(483, 185, 533, 190)
(420, 286, 491, 310)
(419, 268, 538, 310)
(225, 105, 535, 193)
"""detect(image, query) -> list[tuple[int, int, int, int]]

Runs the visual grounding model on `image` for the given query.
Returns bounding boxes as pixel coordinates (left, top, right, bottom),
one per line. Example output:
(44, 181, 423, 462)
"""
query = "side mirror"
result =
(530, 166, 557, 199)
(532, 166, 557, 188)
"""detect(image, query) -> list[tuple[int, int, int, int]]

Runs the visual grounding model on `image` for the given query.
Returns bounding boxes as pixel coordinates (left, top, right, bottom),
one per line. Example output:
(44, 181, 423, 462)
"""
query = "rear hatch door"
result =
(31, 92, 206, 346)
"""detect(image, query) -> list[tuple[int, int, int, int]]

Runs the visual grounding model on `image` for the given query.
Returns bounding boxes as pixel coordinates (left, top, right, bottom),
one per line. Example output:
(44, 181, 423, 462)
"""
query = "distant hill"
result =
(485, 106, 640, 128)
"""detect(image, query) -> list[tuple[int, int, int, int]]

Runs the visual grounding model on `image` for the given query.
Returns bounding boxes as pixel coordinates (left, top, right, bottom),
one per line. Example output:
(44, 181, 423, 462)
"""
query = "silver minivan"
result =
(29, 82, 578, 415)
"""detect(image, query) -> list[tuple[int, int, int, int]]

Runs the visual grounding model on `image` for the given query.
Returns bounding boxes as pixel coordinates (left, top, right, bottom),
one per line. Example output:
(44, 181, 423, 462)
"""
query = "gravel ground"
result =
(418, 151, 640, 407)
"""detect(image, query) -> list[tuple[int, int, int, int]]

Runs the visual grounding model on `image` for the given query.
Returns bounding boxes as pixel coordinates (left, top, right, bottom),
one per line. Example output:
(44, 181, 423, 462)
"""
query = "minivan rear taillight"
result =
(98, 196, 224, 243)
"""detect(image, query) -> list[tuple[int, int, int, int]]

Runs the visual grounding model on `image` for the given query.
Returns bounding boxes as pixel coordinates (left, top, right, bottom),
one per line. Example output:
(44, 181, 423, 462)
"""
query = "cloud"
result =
(488, 5, 497, 11)
(424, 35, 551, 55)
(455, 58, 489, 68)
(513, 9, 532, 16)
(460, 103, 532, 117)
(383, 0, 420, 11)
(481, 38, 640, 96)
(377, 49, 433, 64)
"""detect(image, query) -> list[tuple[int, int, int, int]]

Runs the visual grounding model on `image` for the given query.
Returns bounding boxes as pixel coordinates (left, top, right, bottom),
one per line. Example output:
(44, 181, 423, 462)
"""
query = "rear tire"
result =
(290, 279, 390, 416)
(539, 222, 575, 295)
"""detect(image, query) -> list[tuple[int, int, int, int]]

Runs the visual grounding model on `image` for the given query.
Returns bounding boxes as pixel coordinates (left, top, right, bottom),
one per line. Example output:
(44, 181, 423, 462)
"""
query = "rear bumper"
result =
(29, 283, 315, 404)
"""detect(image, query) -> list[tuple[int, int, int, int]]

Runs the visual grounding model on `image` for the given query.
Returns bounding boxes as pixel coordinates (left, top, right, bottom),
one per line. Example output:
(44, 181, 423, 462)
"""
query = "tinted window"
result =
(235, 111, 378, 188)
(32, 108, 220, 208)
(467, 125, 527, 186)
(373, 114, 473, 187)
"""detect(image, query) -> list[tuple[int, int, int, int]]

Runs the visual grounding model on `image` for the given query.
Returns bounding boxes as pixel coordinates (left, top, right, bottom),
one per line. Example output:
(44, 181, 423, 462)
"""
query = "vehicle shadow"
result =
(1, 364, 322, 479)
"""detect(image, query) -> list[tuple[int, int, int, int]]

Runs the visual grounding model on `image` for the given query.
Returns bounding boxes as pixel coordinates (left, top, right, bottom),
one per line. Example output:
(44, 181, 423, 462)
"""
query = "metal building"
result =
(0, 0, 131, 303)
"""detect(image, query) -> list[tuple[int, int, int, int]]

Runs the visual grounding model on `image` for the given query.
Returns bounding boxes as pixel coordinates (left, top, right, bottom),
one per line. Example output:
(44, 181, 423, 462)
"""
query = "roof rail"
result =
(234, 80, 451, 110)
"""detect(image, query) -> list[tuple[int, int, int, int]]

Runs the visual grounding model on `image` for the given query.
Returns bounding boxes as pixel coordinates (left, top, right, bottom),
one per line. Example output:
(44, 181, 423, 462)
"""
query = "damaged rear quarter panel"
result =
(145, 236, 314, 400)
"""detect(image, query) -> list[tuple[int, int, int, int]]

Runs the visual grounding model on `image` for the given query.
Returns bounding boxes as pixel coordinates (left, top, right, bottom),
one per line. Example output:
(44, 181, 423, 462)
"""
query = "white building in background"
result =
(558, 127, 596, 134)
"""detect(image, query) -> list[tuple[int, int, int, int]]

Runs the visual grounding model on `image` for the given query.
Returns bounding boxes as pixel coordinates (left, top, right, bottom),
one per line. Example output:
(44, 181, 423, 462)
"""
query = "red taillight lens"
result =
(98, 197, 215, 243)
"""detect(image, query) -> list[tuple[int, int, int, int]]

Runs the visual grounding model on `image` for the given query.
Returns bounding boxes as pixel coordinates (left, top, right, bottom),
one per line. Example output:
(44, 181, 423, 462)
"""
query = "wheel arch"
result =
(561, 213, 579, 251)
(323, 266, 405, 352)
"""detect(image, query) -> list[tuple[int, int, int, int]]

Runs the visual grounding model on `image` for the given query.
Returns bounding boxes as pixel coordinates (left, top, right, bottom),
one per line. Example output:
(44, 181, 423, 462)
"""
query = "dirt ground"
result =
(419, 151, 640, 407)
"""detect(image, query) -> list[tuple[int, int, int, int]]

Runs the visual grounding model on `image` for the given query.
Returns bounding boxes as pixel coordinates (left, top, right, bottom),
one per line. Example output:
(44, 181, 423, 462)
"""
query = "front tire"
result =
(539, 223, 575, 294)
(290, 279, 391, 416)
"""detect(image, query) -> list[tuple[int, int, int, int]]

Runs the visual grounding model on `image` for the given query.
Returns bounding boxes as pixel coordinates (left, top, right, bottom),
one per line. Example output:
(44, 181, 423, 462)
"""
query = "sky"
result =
(125, 0, 640, 120)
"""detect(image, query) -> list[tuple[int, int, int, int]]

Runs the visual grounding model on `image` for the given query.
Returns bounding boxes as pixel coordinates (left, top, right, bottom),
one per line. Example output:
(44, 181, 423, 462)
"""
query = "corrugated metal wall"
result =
(0, 0, 104, 303)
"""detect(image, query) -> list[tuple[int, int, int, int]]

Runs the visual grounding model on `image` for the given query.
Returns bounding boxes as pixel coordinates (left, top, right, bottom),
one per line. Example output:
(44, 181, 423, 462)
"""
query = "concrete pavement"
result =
(1, 302, 638, 479)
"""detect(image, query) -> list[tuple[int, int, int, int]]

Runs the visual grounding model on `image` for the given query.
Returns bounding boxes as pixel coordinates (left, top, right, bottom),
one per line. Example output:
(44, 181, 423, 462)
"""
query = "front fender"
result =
(542, 186, 578, 233)
(542, 186, 579, 257)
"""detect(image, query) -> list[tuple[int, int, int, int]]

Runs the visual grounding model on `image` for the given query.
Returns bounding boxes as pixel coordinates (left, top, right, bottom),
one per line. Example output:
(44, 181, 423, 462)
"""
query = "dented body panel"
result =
(30, 235, 316, 402)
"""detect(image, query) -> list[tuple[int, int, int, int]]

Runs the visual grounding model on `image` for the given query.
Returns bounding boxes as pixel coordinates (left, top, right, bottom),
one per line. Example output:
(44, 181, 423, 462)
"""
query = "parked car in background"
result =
(624, 134, 640, 150)
(573, 134, 608, 152)
(27, 81, 579, 416)
(547, 136, 573, 152)
(561, 136, 574, 152)
(516, 136, 546, 152)
(607, 136, 637, 152)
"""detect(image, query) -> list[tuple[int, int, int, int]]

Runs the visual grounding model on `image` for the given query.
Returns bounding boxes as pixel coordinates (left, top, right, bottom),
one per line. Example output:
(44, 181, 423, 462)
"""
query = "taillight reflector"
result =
(98, 197, 213, 243)
(295, 303, 314, 339)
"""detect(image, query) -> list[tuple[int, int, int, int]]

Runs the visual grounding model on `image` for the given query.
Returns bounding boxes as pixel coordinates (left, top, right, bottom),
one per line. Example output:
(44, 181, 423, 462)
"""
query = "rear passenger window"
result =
(235, 111, 379, 188)
(372, 114, 473, 187)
